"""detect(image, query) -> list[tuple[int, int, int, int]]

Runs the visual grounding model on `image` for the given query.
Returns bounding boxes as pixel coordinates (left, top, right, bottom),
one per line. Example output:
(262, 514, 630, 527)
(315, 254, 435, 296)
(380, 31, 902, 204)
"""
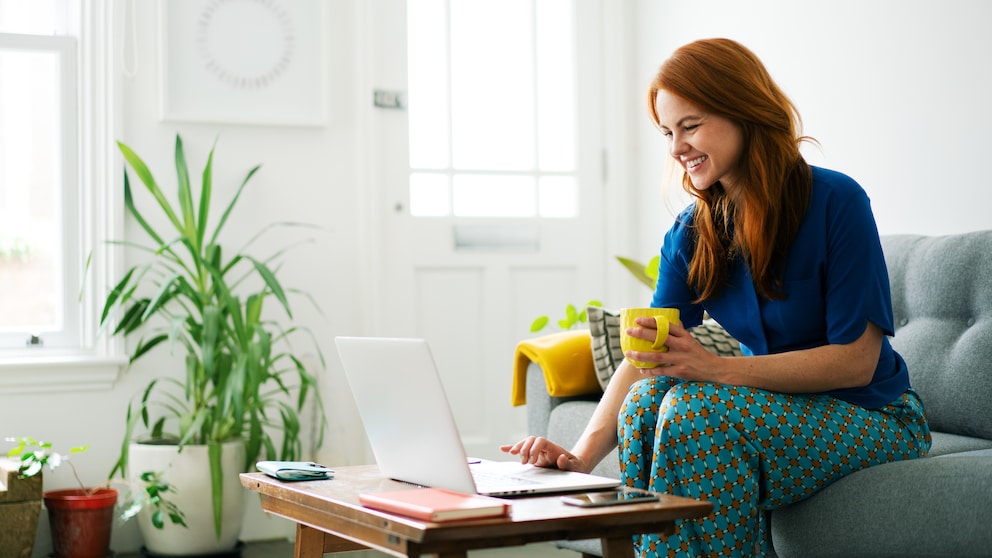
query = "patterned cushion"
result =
(587, 306, 742, 391)
(692, 321, 744, 358)
(587, 306, 623, 391)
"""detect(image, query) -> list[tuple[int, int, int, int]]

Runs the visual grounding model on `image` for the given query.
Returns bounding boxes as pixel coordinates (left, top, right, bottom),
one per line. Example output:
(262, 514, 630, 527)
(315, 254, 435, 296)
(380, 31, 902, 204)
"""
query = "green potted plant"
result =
(5, 437, 117, 558)
(100, 135, 326, 555)
(529, 255, 659, 333)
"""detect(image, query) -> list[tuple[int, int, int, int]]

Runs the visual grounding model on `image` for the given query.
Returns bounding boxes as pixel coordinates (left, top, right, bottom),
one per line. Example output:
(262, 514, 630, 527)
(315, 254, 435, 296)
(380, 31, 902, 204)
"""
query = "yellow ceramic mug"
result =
(620, 307, 680, 368)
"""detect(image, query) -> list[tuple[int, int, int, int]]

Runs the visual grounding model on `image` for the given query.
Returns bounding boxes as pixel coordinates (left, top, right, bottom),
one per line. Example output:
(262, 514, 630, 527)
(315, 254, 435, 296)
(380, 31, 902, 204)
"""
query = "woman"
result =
(501, 38, 931, 557)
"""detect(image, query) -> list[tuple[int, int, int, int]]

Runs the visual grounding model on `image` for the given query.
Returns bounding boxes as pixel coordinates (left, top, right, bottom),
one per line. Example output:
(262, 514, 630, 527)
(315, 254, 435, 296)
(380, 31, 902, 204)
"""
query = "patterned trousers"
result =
(618, 377, 931, 557)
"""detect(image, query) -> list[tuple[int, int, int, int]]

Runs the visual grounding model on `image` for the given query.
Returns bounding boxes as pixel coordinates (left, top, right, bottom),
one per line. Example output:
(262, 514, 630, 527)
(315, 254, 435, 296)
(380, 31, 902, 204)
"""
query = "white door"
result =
(362, 0, 606, 459)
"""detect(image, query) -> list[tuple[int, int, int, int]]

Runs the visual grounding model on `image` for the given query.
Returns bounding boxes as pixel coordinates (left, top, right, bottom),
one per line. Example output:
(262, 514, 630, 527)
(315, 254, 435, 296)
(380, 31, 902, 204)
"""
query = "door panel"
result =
(366, 0, 605, 459)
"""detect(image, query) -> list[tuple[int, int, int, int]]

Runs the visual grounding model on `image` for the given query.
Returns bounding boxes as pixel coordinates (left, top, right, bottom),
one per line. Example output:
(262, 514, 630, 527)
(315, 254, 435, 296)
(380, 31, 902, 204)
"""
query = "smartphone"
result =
(256, 461, 333, 481)
(561, 488, 659, 507)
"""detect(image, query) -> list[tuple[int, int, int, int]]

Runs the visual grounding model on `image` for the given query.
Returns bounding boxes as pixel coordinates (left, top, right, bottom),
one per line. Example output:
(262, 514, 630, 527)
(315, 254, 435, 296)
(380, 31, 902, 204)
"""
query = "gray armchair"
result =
(525, 231, 992, 557)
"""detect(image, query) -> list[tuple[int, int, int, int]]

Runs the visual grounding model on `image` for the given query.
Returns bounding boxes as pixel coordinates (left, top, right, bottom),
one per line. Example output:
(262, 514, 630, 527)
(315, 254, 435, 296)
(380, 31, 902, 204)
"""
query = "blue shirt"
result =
(650, 166, 909, 408)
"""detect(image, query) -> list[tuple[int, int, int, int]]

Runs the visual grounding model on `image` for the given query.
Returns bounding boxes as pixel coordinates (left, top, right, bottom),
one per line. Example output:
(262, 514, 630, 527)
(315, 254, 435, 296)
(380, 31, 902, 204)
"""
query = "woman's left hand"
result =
(624, 317, 722, 382)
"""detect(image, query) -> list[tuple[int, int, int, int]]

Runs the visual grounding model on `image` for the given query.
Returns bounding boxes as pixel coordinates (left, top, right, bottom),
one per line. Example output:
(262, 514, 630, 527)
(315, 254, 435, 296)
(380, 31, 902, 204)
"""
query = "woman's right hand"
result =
(499, 436, 590, 473)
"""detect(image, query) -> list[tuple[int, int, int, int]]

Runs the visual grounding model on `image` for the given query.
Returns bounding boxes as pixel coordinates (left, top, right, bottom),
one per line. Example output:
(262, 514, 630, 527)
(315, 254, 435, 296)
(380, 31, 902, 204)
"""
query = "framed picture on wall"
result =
(159, 0, 325, 126)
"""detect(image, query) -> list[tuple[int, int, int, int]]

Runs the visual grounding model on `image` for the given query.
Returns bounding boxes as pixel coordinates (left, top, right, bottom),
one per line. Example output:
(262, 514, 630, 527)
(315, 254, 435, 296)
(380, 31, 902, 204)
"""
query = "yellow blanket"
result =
(511, 330, 599, 406)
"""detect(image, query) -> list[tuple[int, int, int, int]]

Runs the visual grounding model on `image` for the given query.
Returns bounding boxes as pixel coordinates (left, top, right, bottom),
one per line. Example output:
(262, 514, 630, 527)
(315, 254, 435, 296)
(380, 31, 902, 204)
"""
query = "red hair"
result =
(647, 38, 813, 302)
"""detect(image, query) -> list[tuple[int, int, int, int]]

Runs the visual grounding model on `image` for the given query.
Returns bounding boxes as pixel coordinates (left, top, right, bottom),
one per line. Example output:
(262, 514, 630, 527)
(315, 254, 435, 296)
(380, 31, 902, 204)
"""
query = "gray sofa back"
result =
(882, 231, 992, 441)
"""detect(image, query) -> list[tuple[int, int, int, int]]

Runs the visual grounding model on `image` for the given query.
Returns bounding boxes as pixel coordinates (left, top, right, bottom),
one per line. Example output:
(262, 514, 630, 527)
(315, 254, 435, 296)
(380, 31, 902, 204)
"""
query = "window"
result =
(0, 32, 79, 350)
(0, 1, 118, 362)
(406, 0, 579, 218)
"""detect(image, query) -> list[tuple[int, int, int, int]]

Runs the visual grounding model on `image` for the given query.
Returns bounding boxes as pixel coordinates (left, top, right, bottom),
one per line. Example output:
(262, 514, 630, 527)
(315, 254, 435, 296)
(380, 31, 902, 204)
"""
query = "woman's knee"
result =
(660, 381, 718, 418)
(622, 377, 674, 416)
(657, 381, 746, 443)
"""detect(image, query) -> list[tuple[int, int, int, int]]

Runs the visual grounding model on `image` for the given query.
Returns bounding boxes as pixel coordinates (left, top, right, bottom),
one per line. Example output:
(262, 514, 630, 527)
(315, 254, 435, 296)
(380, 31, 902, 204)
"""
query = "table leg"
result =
(600, 535, 635, 558)
(295, 524, 326, 558)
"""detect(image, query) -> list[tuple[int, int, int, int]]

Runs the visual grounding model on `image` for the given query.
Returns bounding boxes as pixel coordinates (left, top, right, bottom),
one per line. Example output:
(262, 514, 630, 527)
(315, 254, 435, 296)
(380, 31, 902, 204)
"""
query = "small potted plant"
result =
(5, 437, 187, 557)
(5, 437, 117, 558)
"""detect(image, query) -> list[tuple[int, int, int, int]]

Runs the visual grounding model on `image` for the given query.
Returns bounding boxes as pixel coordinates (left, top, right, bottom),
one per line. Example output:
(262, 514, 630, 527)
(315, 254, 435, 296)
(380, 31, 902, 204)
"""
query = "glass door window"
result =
(407, 0, 579, 218)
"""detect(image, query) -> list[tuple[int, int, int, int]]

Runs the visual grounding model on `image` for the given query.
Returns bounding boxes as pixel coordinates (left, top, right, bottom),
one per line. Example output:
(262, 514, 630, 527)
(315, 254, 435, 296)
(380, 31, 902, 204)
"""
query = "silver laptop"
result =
(334, 336, 619, 496)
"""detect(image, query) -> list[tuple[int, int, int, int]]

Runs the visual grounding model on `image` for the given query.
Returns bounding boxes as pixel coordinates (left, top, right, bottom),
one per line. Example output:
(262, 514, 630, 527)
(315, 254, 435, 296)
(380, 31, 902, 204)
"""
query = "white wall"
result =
(1, 1, 371, 553)
(115, 0, 371, 462)
(631, 0, 992, 263)
(2, 1, 990, 554)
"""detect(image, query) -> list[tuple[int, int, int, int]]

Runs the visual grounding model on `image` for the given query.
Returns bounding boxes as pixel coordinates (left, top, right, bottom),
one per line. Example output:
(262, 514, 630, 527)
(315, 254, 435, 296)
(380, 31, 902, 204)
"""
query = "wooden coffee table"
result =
(241, 465, 712, 558)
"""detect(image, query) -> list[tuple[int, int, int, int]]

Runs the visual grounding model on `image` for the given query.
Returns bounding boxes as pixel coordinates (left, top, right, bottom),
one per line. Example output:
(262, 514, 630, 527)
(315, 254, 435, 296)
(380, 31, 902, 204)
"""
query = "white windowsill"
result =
(0, 354, 127, 394)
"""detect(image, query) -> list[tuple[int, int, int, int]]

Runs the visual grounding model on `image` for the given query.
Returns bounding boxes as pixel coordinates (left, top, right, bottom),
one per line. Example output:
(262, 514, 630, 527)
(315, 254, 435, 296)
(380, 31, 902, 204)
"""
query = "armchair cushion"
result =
(883, 232, 992, 440)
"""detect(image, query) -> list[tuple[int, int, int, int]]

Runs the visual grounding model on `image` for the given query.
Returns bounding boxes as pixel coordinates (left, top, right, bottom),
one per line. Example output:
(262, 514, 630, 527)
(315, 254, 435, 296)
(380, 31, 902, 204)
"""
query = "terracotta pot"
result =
(43, 487, 117, 558)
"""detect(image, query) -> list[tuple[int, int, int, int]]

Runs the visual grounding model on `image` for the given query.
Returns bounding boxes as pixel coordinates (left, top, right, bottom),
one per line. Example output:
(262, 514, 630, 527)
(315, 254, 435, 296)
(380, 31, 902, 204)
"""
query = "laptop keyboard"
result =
(471, 468, 540, 490)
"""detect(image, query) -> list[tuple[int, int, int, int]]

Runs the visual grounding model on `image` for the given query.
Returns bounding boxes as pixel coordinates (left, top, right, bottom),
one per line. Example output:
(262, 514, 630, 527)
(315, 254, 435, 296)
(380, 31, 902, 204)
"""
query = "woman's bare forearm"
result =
(569, 361, 643, 471)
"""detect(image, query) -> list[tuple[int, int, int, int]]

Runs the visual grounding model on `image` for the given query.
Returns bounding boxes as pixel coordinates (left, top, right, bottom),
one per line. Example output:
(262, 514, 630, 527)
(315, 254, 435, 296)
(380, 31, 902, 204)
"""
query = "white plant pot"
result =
(128, 440, 246, 555)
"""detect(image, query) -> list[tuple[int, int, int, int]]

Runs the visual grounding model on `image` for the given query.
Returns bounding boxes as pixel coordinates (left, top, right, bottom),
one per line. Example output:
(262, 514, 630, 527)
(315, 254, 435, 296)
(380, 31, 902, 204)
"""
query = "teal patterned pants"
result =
(618, 378, 931, 557)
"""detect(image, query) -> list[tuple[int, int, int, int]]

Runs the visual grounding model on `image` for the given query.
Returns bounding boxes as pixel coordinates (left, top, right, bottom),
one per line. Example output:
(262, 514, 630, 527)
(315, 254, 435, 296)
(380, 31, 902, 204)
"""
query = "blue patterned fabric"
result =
(618, 377, 931, 557)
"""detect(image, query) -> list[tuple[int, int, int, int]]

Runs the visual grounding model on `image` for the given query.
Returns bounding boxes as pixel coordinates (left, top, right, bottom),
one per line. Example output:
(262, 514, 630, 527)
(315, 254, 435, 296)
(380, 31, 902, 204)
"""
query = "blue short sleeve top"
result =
(650, 166, 910, 408)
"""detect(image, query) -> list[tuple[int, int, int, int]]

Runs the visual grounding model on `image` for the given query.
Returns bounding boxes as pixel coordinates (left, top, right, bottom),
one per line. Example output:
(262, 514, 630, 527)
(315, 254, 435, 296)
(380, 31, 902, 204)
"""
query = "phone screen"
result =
(561, 488, 659, 507)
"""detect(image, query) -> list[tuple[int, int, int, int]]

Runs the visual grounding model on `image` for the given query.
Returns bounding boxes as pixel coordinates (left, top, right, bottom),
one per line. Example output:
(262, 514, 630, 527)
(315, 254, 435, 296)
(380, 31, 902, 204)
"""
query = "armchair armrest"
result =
(525, 361, 602, 438)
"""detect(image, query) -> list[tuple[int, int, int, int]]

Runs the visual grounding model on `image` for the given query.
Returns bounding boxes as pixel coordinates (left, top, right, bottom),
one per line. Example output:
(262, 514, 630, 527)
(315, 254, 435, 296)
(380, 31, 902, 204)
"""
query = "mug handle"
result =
(651, 316, 671, 350)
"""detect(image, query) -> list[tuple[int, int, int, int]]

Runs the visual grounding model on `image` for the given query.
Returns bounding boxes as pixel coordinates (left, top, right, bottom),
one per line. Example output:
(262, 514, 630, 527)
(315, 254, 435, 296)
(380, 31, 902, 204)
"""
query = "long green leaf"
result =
(616, 255, 658, 289)
(108, 401, 141, 479)
(246, 413, 263, 470)
(245, 293, 262, 329)
(177, 400, 207, 447)
(209, 164, 261, 248)
(208, 268, 246, 346)
(115, 299, 150, 336)
(99, 267, 136, 325)
(225, 356, 247, 437)
(173, 136, 198, 251)
(247, 256, 291, 318)
(118, 141, 183, 234)
(208, 441, 224, 540)
(197, 139, 217, 254)
(201, 305, 221, 384)
(149, 417, 167, 440)
(131, 334, 168, 363)
(122, 171, 168, 249)
(139, 272, 181, 322)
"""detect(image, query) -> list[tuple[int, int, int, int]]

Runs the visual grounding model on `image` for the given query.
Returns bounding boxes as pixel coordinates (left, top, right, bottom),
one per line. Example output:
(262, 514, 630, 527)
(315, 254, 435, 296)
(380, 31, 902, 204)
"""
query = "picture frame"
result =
(159, 0, 325, 126)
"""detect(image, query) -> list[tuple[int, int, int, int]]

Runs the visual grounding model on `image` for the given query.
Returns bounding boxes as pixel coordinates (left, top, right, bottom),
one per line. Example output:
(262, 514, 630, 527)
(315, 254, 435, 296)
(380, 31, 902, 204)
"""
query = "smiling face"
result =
(655, 89, 745, 192)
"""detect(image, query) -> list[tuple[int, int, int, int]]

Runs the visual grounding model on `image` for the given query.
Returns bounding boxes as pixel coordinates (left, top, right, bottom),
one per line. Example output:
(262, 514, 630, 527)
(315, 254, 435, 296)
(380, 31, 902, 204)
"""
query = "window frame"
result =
(0, 1, 125, 392)
(0, 32, 80, 351)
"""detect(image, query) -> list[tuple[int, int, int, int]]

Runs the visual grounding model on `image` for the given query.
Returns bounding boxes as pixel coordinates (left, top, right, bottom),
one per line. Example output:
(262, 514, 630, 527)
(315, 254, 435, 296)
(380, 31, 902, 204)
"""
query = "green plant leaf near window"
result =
(530, 300, 603, 333)
(616, 255, 660, 289)
(528, 255, 659, 333)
